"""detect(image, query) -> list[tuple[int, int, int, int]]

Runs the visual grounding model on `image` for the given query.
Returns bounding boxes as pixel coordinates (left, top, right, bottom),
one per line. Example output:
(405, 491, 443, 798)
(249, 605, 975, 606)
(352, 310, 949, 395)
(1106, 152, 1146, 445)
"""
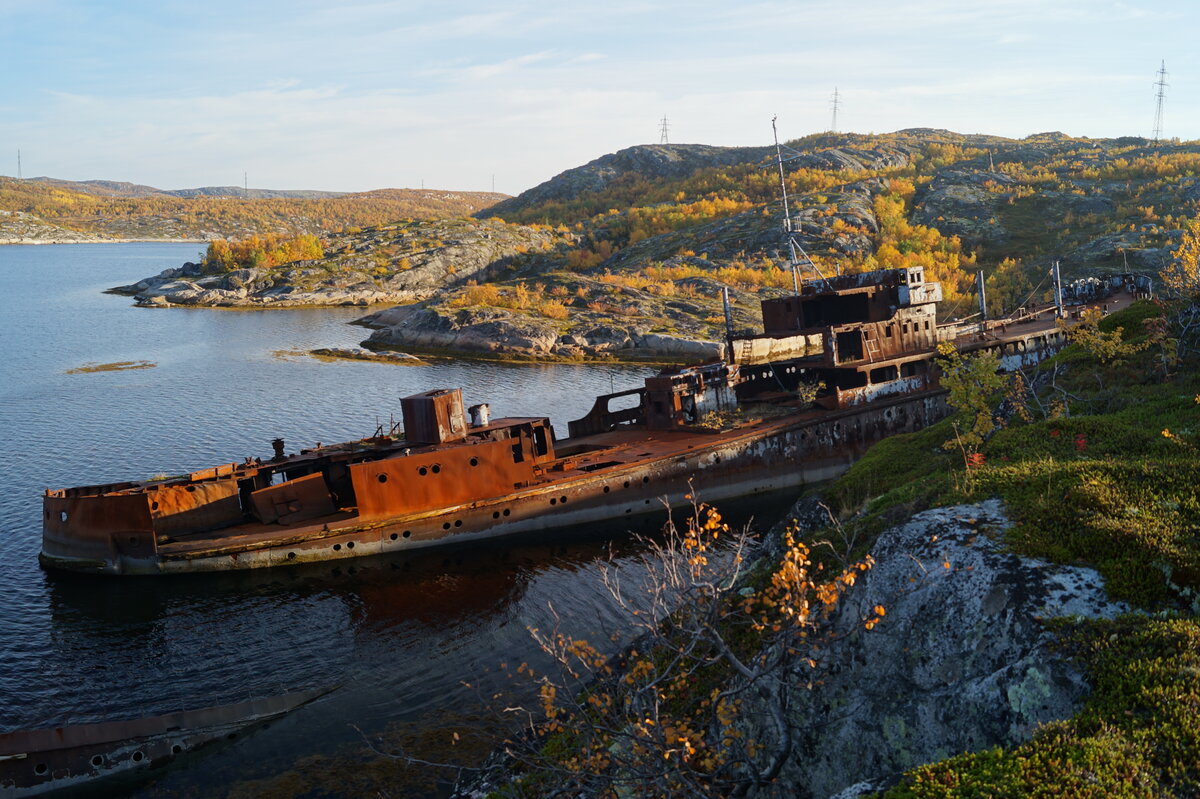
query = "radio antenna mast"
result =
(830, 87, 841, 133)
(1152, 60, 1168, 143)
(16, 149, 21, 180)
(772, 116, 834, 290)
(658, 114, 670, 144)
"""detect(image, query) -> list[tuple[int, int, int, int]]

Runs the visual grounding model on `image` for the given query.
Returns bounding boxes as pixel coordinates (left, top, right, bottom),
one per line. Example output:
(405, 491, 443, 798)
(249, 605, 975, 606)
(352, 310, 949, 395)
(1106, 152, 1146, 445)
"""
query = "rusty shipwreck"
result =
(41, 265, 1137, 575)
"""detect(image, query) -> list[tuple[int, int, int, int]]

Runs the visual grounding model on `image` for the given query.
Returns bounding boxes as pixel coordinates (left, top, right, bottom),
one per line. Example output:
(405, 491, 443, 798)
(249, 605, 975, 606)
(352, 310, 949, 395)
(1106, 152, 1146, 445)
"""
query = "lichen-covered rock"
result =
(764, 500, 1130, 798)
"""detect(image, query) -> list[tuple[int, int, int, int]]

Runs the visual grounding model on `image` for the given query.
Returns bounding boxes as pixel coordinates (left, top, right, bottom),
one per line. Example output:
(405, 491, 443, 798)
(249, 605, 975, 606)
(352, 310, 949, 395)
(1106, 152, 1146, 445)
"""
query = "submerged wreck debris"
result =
(0, 688, 328, 797)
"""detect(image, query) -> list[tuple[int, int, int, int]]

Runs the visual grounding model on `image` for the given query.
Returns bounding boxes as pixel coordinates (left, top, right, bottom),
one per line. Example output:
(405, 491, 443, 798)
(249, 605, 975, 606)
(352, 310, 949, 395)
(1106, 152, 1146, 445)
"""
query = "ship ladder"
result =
(864, 334, 881, 362)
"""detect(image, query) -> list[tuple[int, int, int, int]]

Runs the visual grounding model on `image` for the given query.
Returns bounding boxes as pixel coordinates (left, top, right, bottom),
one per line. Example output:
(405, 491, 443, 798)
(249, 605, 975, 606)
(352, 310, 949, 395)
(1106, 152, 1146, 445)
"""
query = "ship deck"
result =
(153, 406, 831, 558)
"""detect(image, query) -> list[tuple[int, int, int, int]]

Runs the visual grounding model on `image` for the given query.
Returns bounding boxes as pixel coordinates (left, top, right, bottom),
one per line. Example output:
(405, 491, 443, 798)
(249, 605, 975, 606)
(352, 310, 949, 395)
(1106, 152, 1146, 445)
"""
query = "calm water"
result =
(0, 243, 754, 796)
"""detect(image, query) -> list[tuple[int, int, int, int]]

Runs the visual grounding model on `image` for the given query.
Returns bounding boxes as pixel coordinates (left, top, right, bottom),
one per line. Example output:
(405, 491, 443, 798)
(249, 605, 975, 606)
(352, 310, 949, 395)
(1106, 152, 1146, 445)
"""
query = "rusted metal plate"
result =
(401, 389, 468, 445)
(249, 473, 335, 526)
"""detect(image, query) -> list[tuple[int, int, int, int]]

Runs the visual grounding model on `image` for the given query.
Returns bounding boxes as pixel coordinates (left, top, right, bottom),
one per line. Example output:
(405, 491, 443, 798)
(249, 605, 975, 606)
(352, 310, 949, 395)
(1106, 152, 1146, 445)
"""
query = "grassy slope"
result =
(819, 302, 1200, 797)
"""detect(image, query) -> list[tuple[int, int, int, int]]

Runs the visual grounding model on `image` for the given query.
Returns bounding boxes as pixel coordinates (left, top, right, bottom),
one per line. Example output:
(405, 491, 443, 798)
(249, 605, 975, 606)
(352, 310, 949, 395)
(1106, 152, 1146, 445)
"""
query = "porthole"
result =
(714, 456, 721, 464)
(91, 755, 104, 767)
(128, 536, 138, 546)
(390, 533, 398, 541)
(418, 466, 428, 476)
(151, 500, 159, 510)
(287, 551, 296, 559)
(132, 751, 144, 763)
(333, 543, 341, 551)
(186, 485, 196, 493)
(492, 511, 500, 519)
(641, 476, 649, 484)
(502, 509, 511, 517)
(645, 499, 651, 504)
(550, 498, 557, 505)
(377, 473, 388, 484)
(623, 480, 631, 488)
(403, 530, 412, 538)
(346, 541, 355, 549)
(469, 457, 479, 467)
(432, 464, 441, 474)
(603, 486, 610, 493)
(171, 744, 183, 755)
(442, 522, 451, 530)
(454, 520, 462, 528)
(35, 763, 47, 775)
(560, 496, 567, 504)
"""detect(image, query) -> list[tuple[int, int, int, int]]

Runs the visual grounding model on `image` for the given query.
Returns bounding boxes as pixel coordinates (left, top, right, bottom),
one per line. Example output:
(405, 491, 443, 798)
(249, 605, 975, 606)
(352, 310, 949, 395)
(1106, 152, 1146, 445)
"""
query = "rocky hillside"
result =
(110, 128, 1200, 362)
(113, 217, 571, 308)
(0, 176, 506, 243)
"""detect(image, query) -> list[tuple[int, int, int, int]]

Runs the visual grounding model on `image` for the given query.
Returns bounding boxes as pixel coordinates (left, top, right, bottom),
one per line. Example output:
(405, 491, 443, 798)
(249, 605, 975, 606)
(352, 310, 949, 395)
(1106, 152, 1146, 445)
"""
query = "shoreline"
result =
(0, 238, 208, 246)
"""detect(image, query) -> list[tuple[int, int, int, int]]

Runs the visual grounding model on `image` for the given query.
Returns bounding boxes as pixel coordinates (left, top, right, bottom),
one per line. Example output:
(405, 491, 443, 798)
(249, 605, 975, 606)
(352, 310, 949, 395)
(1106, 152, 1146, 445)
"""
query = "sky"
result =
(1, 0, 1197, 195)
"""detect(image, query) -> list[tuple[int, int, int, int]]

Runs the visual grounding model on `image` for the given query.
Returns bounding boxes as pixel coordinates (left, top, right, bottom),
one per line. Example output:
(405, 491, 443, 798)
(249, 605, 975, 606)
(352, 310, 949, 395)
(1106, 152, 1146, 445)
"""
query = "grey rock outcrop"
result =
(762, 500, 1129, 798)
(913, 171, 1015, 246)
(358, 304, 724, 361)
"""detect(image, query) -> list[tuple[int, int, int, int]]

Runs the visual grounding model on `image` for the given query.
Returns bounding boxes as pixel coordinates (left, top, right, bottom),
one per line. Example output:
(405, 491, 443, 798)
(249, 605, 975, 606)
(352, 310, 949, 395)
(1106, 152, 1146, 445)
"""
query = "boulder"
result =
(759, 500, 1130, 798)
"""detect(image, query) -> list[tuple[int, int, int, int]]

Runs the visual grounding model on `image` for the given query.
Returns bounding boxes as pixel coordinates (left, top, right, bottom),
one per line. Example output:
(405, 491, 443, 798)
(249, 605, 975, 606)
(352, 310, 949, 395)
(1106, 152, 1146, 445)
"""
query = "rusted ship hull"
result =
(42, 391, 948, 575)
(0, 688, 327, 797)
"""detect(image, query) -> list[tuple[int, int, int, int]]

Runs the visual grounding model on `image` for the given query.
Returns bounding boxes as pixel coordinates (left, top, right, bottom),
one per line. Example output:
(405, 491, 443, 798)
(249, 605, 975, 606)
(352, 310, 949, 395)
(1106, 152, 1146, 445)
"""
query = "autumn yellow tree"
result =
(1162, 218, 1200, 298)
(495, 504, 881, 797)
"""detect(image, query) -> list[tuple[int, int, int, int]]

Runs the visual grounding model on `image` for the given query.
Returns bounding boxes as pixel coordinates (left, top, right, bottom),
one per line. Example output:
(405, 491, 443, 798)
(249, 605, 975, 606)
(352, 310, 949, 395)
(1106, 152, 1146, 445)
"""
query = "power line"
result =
(830, 87, 841, 133)
(658, 114, 670, 144)
(1152, 60, 1169, 143)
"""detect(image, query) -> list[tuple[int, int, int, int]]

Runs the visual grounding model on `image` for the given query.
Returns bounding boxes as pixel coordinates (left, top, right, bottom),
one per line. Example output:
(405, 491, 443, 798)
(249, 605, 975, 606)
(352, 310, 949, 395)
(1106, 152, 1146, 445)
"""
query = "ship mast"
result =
(771, 116, 834, 291)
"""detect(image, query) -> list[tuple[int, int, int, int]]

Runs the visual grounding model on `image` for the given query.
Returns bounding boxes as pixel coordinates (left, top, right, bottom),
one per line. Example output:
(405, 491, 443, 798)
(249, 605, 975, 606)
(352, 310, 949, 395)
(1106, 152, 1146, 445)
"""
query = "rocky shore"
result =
(356, 303, 725, 362)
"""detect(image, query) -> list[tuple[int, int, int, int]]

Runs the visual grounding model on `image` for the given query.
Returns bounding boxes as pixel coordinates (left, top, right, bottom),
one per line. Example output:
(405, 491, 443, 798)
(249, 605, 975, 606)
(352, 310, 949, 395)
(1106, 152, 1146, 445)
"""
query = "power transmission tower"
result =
(658, 115, 670, 144)
(830, 87, 841, 133)
(16, 149, 21, 180)
(1152, 60, 1168, 143)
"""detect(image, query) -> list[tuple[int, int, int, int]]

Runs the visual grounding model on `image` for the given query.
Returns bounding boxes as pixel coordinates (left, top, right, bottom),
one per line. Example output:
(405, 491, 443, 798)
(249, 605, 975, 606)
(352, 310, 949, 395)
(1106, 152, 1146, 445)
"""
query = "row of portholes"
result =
(41, 742, 188, 776)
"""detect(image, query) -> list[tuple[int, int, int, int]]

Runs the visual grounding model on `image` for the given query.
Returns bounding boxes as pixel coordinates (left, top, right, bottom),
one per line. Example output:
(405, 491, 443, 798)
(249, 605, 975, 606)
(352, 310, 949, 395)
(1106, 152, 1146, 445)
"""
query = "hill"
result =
(0, 176, 506, 243)
(113, 128, 1200, 362)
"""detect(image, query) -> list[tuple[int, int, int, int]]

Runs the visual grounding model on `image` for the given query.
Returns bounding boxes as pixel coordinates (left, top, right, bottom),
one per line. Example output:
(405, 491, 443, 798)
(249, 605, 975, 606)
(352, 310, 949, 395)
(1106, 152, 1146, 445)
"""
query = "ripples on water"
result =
(0, 244, 793, 796)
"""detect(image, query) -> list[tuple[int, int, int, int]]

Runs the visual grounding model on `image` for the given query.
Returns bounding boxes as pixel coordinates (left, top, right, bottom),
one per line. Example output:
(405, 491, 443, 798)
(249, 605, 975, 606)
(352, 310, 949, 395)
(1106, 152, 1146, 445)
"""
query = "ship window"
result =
(469, 457, 479, 467)
(869, 365, 899, 384)
(431, 464, 441, 474)
(885, 326, 893, 338)
(511, 443, 525, 463)
(924, 320, 930, 330)
(92, 755, 104, 766)
(418, 466, 428, 476)
(835, 331, 864, 362)
(377, 474, 388, 483)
